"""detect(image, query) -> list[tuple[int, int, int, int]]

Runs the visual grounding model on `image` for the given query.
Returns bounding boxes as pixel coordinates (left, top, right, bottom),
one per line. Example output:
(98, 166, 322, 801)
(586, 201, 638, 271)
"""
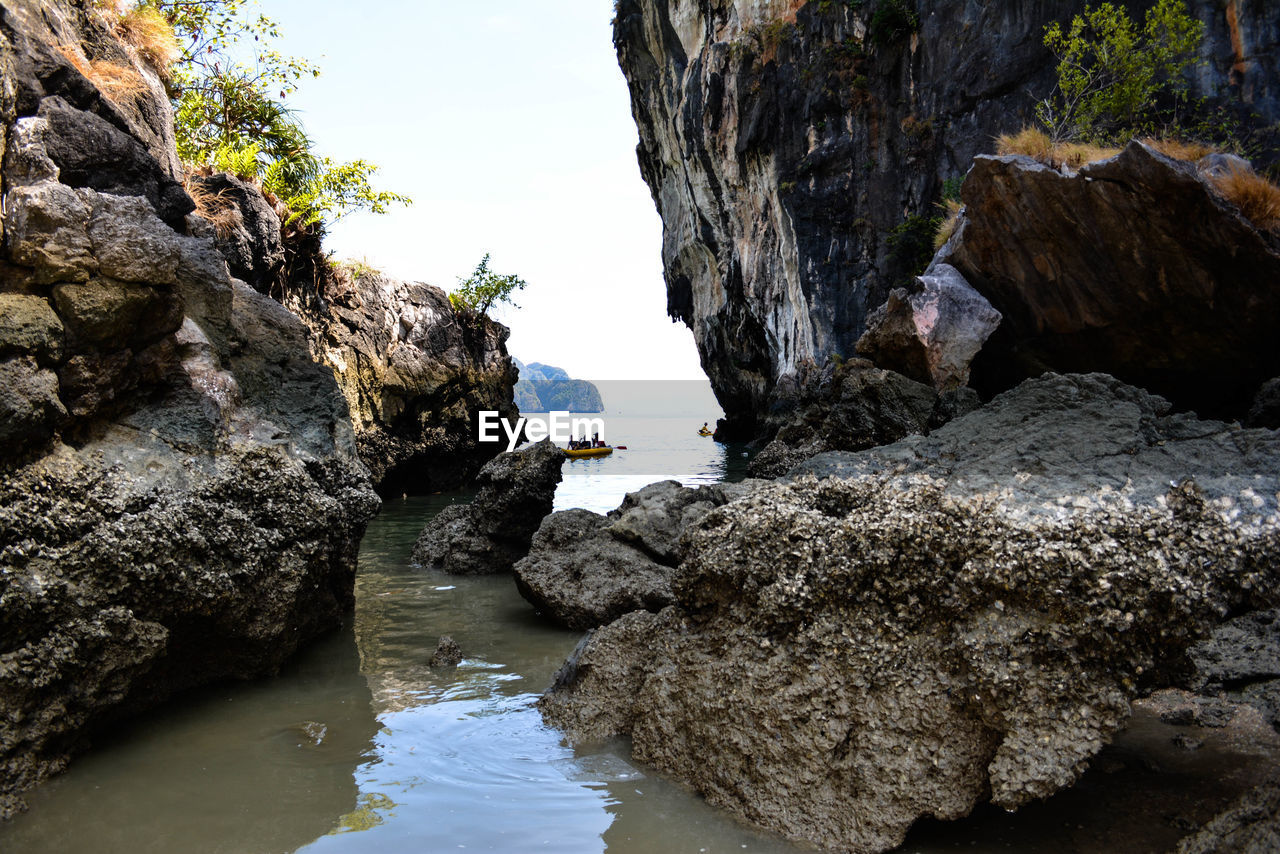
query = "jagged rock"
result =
(411, 439, 566, 575)
(745, 359, 952, 479)
(613, 0, 1280, 435)
(188, 172, 283, 291)
(296, 272, 519, 495)
(0, 0, 380, 818)
(947, 142, 1280, 419)
(1249, 378, 1280, 429)
(514, 480, 759, 630)
(428, 635, 462, 668)
(856, 263, 1001, 391)
(1175, 770, 1280, 854)
(541, 373, 1280, 853)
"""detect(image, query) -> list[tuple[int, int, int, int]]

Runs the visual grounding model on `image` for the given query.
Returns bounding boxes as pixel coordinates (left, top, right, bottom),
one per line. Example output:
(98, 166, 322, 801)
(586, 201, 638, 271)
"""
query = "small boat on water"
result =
(697, 429, 713, 437)
(565, 446, 614, 458)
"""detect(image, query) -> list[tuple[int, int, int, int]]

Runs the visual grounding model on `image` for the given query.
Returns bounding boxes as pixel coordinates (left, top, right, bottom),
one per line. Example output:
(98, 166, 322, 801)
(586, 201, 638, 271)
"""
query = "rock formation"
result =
(745, 358, 978, 478)
(541, 373, 1280, 852)
(855, 263, 1001, 391)
(513, 359, 604, 413)
(411, 439, 566, 575)
(193, 195, 519, 496)
(942, 142, 1280, 418)
(299, 272, 518, 495)
(0, 0, 379, 817)
(514, 479, 759, 630)
(613, 0, 1280, 435)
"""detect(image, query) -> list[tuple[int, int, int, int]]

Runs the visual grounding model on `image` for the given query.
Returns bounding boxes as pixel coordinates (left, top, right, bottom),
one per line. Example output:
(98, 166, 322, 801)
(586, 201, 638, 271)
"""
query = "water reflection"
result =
(0, 626, 379, 854)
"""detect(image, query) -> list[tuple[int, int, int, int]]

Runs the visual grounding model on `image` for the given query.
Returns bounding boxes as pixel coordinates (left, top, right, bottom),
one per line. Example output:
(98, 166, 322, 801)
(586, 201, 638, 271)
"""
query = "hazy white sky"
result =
(265, 0, 705, 380)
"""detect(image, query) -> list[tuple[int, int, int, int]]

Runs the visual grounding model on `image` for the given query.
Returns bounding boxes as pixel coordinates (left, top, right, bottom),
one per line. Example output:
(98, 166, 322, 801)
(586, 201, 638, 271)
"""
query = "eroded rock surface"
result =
(514, 479, 760, 630)
(0, 0, 379, 818)
(191, 182, 519, 495)
(411, 439, 566, 575)
(541, 374, 1280, 852)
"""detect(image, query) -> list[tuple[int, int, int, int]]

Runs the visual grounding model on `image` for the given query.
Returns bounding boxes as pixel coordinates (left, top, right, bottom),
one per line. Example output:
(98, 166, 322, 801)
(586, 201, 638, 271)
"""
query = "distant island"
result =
(513, 360, 604, 412)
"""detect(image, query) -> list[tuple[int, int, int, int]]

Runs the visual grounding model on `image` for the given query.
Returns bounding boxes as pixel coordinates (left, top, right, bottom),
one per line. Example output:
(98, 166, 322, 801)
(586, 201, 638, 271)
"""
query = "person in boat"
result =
(700, 422, 710, 433)
(592, 432, 602, 448)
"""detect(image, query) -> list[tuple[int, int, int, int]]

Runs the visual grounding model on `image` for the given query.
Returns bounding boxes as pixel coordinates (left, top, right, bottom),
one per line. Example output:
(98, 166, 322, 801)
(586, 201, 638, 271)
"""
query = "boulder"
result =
(428, 636, 462, 668)
(947, 142, 1280, 419)
(411, 439, 565, 574)
(514, 480, 759, 630)
(0, 293, 64, 363)
(856, 263, 1001, 391)
(541, 373, 1280, 853)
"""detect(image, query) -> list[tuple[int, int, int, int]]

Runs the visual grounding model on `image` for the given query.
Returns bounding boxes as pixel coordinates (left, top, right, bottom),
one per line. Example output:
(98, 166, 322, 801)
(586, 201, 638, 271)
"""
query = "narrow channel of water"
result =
(2, 417, 1276, 852)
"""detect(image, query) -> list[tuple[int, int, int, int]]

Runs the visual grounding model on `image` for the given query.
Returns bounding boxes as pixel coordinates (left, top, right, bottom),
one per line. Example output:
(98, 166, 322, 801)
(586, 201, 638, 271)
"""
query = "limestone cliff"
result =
(0, 0, 379, 816)
(192, 188, 519, 496)
(613, 0, 1280, 435)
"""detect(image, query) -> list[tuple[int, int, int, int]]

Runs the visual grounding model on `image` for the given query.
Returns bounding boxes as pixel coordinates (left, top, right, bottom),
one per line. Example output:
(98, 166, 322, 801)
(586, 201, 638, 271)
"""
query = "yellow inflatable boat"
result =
(565, 446, 614, 458)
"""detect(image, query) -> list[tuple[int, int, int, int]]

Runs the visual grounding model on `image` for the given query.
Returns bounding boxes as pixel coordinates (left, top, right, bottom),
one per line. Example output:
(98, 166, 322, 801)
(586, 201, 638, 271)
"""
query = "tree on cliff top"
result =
(1036, 0, 1203, 144)
(450, 255, 527, 320)
(122, 0, 409, 228)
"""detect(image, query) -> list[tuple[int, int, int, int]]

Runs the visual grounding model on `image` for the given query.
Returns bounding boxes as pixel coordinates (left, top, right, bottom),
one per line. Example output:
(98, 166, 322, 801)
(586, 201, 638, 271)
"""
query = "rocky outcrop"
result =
(301, 272, 518, 495)
(191, 178, 518, 493)
(411, 439, 566, 575)
(943, 142, 1280, 418)
(514, 479, 759, 629)
(745, 358, 977, 478)
(512, 360, 603, 413)
(614, 0, 1280, 435)
(0, 0, 379, 818)
(541, 373, 1280, 853)
(188, 179, 519, 495)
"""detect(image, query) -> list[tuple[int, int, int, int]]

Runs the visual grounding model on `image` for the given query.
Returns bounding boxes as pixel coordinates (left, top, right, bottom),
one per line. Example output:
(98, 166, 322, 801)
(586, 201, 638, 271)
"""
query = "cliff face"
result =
(0, 0, 379, 815)
(613, 0, 1280, 434)
(191, 185, 519, 496)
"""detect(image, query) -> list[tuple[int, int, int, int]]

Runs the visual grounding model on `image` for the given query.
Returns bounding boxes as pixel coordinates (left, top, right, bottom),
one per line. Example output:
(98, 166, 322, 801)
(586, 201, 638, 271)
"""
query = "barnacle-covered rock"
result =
(542, 373, 1280, 853)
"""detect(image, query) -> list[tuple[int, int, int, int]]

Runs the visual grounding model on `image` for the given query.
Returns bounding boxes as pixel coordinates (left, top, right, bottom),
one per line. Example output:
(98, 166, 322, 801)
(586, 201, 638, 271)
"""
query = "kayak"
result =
(565, 446, 614, 458)
(697, 430, 713, 437)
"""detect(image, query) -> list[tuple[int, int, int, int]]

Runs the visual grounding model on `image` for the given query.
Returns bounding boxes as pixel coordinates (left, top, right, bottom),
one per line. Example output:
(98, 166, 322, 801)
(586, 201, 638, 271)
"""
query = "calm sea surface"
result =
(2, 416, 1273, 853)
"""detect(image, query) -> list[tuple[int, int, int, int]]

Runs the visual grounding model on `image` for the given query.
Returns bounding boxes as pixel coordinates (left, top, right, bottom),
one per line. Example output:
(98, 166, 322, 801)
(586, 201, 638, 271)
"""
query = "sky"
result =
(263, 0, 706, 381)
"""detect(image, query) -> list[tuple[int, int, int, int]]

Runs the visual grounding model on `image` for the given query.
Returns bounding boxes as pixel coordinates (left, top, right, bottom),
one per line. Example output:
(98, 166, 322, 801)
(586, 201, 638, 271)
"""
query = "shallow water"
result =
(2, 417, 1276, 853)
